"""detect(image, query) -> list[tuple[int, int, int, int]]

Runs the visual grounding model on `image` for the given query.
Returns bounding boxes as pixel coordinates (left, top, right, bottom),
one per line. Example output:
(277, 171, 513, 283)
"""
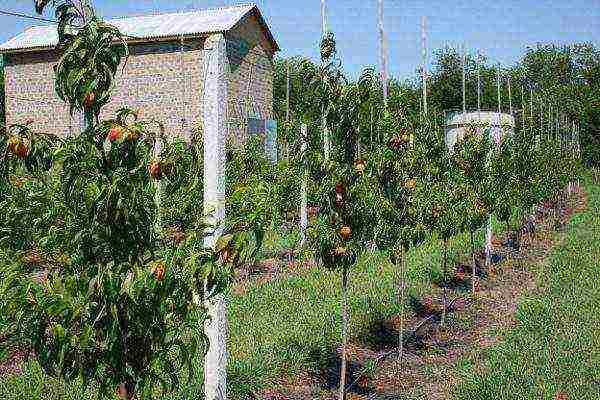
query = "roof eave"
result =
(0, 31, 220, 55)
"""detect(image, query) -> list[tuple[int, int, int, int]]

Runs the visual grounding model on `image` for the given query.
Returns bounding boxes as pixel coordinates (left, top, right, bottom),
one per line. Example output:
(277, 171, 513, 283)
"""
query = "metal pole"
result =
(321, 0, 328, 34)
(285, 60, 291, 160)
(462, 44, 467, 116)
(378, 0, 388, 110)
(321, 0, 330, 161)
(520, 84, 525, 133)
(477, 52, 481, 115)
(530, 88, 533, 133)
(508, 75, 513, 116)
(496, 65, 501, 114)
(422, 16, 428, 117)
(299, 123, 308, 246)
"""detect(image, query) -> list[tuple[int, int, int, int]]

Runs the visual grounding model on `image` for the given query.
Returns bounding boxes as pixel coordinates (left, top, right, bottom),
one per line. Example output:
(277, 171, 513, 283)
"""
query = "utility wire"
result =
(0, 9, 140, 39)
(0, 9, 57, 23)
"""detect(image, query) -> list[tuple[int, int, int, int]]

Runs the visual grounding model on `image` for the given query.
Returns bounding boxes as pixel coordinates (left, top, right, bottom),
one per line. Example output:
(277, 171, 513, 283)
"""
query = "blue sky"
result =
(1, 0, 598, 78)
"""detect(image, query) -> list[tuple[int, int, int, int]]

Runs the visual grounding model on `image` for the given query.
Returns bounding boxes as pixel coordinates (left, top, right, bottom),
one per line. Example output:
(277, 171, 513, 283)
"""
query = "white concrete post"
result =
(300, 123, 309, 246)
(202, 33, 229, 400)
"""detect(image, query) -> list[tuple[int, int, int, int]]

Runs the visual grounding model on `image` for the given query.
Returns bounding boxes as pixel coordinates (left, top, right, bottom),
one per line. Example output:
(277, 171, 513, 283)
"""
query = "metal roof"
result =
(0, 4, 279, 53)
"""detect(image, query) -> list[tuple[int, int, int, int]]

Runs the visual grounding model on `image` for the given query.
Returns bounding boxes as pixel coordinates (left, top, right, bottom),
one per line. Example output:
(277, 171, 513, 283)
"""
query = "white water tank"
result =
(444, 111, 515, 151)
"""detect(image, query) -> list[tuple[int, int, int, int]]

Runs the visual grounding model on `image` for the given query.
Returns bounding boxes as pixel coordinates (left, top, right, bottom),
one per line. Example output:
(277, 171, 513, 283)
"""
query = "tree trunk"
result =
(485, 214, 493, 270)
(202, 33, 229, 400)
(397, 247, 405, 360)
(339, 267, 349, 400)
(441, 238, 448, 327)
(322, 112, 330, 162)
(153, 137, 164, 237)
(470, 231, 476, 295)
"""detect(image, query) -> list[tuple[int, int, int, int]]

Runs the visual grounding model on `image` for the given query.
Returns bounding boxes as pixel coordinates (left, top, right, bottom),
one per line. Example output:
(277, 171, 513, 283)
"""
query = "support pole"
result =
(321, 0, 330, 161)
(507, 75, 513, 116)
(285, 60, 290, 160)
(299, 123, 309, 246)
(476, 51, 481, 125)
(202, 33, 229, 400)
(379, 0, 389, 110)
(520, 84, 525, 133)
(422, 16, 428, 117)
(462, 44, 467, 116)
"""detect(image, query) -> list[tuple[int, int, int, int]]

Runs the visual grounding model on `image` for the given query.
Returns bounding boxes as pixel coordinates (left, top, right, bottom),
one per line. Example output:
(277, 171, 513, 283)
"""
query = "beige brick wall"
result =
(3, 14, 275, 144)
(227, 12, 275, 144)
(100, 39, 205, 141)
(4, 51, 74, 135)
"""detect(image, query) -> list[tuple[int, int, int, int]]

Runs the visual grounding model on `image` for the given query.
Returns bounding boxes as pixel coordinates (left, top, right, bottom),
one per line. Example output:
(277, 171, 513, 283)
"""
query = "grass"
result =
(1, 177, 599, 399)
(453, 175, 600, 399)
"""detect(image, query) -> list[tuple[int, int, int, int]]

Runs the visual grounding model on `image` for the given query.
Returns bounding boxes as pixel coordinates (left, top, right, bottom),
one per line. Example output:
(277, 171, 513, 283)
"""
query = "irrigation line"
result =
(345, 296, 466, 393)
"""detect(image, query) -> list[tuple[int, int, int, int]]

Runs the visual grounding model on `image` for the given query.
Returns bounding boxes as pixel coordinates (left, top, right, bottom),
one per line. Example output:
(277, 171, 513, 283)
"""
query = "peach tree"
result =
(306, 64, 379, 399)
(371, 112, 427, 358)
(0, 1, 257, 399)
(451, 128, 491, 292)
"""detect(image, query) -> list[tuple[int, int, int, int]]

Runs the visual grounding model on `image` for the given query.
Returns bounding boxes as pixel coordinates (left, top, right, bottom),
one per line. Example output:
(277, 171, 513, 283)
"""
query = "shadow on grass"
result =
(305, 344, 373, 396)
(277, 339, 375, 397)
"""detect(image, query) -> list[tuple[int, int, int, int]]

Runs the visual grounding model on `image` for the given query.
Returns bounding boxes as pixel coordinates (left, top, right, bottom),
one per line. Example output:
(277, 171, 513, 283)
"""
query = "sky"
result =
(0, 0, 598, 78)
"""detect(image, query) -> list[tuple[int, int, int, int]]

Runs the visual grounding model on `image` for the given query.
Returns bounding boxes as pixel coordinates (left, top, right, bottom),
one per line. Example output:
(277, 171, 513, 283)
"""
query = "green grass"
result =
(2, 178, 599, 399)
(453, 176, 600, 400)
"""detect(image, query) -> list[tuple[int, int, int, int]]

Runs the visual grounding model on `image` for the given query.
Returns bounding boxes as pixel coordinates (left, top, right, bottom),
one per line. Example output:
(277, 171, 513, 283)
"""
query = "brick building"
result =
(0, 4, 279, 144)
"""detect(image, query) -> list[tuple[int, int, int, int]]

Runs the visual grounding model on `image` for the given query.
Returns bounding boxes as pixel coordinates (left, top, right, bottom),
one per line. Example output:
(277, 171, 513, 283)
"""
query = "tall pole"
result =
(520, 84, 525, 133)
(507, 75, 513, 116)
(285, 60, 290, 160)
(299, 123, 308, 246)
(496, 65, 501, 115)
(321, 0, 330, 161)
(379, 0, 389, 110)
(321, 0, 328, 35)
(202, 33, 229, 400)
(476, 51, 481, 126)
(529, 88, 534, 135)
(422, 16, 428, 117)
(462, 44, 467, 116)
(80, 0, 94, 22)
(539, 97, 543, 137)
